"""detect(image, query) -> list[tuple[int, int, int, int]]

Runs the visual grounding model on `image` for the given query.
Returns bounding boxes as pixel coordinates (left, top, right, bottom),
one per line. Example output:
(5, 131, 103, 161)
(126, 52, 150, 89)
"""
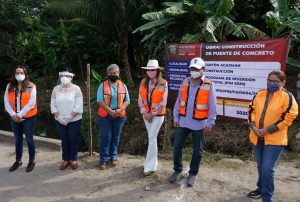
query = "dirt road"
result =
(0, 141, 299, 202)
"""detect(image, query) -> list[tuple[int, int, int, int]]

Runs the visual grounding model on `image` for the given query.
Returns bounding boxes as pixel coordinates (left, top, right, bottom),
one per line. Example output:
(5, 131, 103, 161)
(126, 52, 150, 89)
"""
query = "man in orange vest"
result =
(169, 57, 217, 187)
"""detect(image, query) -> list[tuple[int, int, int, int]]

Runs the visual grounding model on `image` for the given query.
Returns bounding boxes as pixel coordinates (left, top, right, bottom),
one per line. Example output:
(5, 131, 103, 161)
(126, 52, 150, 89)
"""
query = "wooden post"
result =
(163, 109, 172, 152)
(86, 64, 93, 156)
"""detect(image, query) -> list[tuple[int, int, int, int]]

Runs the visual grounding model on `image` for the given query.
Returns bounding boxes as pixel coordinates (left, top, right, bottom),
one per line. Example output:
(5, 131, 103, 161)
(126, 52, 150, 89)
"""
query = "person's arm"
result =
(248, 93, 257, 127)
(115, 84, 130, 116)
(17, 84, 36, 118)
(97, 83, 116, 116)
(50, 86, 59, 117)
(266, 92, 298, 133)
(71, 86, 83, 117)
(248, 93, 263, 137)
(205, 84, 217, 129)
(138, 82, 148, 115)
(151, 81, 168, 116)
(4, 84, 17, 117)
(173, 85, 182, 126)
(121, 84, 130, 110)
(138, 93, 148, 115)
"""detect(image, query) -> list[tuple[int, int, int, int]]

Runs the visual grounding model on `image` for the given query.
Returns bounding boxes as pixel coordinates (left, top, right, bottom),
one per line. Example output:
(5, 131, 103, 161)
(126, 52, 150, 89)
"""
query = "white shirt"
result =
(4, 83, 37, 118)
(50, 84, 83, 122)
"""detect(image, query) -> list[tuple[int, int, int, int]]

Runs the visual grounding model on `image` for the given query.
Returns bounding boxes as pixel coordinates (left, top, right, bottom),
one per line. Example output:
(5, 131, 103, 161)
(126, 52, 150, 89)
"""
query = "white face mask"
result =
(190, 71, 202, 79)
(15, 74, 25, 82)
(60, 76, 72, 85)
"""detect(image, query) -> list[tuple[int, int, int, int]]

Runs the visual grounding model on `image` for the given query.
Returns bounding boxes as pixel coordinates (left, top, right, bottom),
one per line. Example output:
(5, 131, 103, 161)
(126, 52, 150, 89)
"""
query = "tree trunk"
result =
(119, 32, 134, 87)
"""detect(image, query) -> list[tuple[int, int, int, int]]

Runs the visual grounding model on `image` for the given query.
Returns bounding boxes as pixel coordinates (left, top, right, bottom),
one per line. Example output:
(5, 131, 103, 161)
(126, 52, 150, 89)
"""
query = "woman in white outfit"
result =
(138, 59, 168, 176)
(50, 68, 83, 170)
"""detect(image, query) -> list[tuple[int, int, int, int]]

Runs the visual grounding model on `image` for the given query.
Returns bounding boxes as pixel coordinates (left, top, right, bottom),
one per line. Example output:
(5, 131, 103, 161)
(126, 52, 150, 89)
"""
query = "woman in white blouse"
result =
(50, 68, 83, 170)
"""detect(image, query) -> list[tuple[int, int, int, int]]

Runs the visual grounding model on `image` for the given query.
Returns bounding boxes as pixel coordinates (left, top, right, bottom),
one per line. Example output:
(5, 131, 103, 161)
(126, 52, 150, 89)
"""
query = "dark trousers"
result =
(55, 119, 82, 161)
(97, 115, 126, 164)
(173, 127, 204, 175)
(254, 139, 285, 202)
(10, 117, 36, 162)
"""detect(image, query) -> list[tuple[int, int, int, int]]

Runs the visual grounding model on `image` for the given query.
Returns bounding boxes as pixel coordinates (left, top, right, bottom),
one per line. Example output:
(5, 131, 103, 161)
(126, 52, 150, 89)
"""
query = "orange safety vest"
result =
(179, 77, 212, 120)
(139, 78, 167, 116)
(7, 82, 37, 118)
(98, 80, 126, 118)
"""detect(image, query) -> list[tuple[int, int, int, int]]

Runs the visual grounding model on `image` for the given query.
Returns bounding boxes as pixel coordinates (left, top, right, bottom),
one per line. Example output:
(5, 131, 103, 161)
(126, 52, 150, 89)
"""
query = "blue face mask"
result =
(267, 82, 279, 92)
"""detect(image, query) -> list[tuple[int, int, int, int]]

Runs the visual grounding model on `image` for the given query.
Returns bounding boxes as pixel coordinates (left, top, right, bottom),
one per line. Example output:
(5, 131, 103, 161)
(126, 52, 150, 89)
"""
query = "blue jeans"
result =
(97, 115, 126, 164)
(173, 127, 204, 175)
(10, 116, 36, 162)
(55, 119, 82, 161)
(254, 139, 285, 202)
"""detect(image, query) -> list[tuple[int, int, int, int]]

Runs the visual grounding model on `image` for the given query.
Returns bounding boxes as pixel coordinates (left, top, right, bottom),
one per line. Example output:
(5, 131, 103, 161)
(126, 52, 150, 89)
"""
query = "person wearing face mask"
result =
(247, 70, 298, 201)
(97, 64, 130, 170)
(169, 57, 217, 187)
(50, 68, 83, 170)
(4, 65, 37, 172)
(138, 59, 168, 176)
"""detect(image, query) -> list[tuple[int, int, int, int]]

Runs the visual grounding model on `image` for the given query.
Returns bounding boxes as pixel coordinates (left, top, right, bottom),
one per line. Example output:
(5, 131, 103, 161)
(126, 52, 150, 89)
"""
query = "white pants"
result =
(143, 116, 164, 172)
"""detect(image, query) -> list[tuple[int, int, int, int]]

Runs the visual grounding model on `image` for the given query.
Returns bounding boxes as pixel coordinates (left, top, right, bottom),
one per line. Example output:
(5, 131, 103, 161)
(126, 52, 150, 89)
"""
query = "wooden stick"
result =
(86, 63, 93, 156)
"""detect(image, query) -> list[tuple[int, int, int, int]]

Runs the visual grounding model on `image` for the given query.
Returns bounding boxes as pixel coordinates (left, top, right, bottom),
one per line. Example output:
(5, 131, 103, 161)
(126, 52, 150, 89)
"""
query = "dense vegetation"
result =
(0, 0, 299, 155)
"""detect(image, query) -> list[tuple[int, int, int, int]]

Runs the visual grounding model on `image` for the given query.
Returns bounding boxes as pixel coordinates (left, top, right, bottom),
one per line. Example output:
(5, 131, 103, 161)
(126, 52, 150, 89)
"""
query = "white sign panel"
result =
(205, 61, 281, 100)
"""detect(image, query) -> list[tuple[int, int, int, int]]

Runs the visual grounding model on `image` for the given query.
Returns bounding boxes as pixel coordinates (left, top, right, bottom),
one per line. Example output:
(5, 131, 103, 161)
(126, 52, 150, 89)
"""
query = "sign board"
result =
(165, 38, 289, 119)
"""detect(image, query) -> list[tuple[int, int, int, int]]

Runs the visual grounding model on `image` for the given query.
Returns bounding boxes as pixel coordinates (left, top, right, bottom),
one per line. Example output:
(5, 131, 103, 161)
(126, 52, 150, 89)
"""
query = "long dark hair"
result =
(143, 69, 163, 87)
(8, 65, 30, 92)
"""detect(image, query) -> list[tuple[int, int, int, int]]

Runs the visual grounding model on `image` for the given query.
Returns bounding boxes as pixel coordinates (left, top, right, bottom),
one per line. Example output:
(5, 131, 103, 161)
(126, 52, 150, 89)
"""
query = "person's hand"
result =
(57, 116, 67, 125)
(11, 114, 21, 122)
(144, 113, 153, 123)
(17, 118, 25, 123)
(71, 112, 78, 117)
(115, 108, 123, 116)
(63, 115, 73, 125)
(257, 128, 268, 137)
(173, 122, 179, 127)
(109, 110, 118, 118)
(53, 112, 59, 118)
(252, 127, 263, 138)
(203, 126, 212, 135)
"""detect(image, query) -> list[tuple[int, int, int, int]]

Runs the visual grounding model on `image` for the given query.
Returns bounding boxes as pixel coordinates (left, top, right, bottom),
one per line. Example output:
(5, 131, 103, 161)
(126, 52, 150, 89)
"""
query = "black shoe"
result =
(247, 189, 262, 199)
(187, 174, 197, 187)
(26, 162, 35, 172)
(9, 161, 22, 172)
(169, 171, 182, 183)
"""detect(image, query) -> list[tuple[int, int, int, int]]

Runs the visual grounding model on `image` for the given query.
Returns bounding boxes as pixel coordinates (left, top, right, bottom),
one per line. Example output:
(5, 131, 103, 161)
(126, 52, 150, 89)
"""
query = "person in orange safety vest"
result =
(96, 64, 130, 170)
(138, 59, 168, 176)
(169, 57, 217, 187)
(4, 65, 37, 172)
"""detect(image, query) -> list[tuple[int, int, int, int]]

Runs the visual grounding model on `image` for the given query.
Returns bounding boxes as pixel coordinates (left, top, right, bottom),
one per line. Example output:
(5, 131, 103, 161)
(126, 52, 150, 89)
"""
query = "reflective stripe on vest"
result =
(98, 80, 126, 118)
(179, 78, 211, 120)
(7, 83, 37, 118)
(139, 78, 167, 116)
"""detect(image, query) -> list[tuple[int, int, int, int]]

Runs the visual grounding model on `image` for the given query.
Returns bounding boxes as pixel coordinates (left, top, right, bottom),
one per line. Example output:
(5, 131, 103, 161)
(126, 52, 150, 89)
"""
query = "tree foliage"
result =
(133, 0, 270, 58)
(46, 0, 151, 86)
